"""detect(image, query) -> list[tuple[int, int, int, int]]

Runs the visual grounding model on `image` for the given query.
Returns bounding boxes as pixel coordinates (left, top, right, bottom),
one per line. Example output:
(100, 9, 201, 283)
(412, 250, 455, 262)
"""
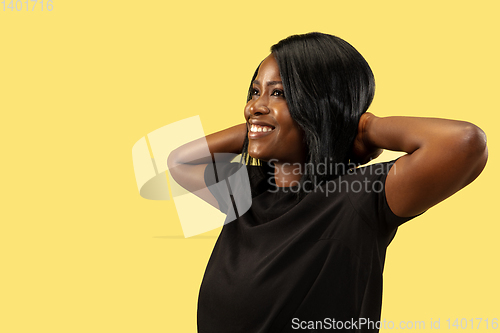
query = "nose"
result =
(248, 97, 270, 116)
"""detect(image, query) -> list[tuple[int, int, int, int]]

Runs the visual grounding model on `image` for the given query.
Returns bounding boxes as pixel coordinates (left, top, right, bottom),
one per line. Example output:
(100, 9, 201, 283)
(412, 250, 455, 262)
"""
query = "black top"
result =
(198, 160, 419, 332)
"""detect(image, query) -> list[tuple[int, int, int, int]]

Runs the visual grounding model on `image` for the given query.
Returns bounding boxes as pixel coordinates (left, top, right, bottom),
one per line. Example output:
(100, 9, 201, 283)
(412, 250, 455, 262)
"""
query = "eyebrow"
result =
(252, 80, 283, 87)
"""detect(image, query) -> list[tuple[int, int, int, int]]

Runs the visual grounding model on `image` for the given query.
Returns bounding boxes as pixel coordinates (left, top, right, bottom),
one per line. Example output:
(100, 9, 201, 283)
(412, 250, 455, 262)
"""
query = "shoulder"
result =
(331, 159, 419, 232)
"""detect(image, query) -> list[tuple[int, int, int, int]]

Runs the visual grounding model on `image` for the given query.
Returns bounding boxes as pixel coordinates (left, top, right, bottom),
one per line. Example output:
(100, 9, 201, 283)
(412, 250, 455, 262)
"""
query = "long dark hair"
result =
(242, 32, 375, 194)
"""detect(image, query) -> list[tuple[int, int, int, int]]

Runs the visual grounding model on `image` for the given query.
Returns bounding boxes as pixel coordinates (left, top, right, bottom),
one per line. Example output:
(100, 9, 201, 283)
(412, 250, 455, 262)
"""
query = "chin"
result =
(248, 148, 270, 162)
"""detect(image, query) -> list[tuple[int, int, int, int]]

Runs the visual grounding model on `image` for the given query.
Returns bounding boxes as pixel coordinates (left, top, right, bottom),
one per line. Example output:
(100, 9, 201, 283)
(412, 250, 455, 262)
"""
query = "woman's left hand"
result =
(350, 112, 383, 165)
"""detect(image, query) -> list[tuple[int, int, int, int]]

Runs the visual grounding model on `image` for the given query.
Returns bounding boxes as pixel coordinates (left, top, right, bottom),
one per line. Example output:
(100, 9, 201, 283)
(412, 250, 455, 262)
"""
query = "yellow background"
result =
(1, 1, 498, 332)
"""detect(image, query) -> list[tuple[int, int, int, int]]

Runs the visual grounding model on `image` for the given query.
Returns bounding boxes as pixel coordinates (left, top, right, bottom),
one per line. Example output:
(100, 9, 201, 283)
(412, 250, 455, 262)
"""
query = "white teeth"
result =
(250, 124, 273, 133)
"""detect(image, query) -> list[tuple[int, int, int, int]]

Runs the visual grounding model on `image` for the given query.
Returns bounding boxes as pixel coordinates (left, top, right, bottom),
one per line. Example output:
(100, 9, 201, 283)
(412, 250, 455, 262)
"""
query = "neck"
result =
(273, 162, 304, 187)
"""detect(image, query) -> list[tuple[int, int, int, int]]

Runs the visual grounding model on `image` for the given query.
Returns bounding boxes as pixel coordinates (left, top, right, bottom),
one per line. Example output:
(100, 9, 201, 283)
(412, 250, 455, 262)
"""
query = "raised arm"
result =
(353, 113, 488, 217)
(167, 123, 247, 208)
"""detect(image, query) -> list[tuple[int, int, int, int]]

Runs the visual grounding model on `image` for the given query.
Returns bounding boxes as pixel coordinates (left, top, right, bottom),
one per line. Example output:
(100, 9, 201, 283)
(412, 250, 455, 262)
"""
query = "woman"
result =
(167, 33, 488, 332)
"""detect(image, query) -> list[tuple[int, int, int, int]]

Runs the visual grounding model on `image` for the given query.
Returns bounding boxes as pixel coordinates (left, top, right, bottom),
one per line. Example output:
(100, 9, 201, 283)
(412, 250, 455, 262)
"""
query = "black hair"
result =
(242, 32, 375, 195)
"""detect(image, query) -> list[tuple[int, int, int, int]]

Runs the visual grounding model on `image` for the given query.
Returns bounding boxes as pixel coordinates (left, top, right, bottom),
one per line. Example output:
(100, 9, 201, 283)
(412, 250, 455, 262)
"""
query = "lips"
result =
(247, 120, 276, 139)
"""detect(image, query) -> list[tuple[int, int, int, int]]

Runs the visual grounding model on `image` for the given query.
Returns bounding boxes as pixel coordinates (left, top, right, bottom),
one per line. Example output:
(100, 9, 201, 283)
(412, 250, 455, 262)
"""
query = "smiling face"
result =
(244, 54, 306, 165)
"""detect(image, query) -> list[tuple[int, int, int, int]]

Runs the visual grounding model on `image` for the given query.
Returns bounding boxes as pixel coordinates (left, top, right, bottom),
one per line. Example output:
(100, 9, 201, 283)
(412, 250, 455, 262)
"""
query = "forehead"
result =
(255, 54, 281, 81)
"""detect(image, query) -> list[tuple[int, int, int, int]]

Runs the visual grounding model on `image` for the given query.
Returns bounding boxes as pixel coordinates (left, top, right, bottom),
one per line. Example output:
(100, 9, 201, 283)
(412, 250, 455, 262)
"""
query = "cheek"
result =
(294, 124, 305, 142)
(244, 101, 253, 118)
(284, 121, 305, 146)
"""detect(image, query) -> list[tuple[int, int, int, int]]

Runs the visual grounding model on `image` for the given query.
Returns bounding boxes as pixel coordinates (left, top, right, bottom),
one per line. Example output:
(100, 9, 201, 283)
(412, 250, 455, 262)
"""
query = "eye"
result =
(250, 88, 260, 97)
(271, 89, 285, 98)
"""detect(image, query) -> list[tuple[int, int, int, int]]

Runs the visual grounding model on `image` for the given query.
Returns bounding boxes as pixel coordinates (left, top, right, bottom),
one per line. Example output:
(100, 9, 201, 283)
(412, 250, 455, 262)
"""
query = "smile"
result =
(248, 123, 275, 140)
(250, 124, 275, 133)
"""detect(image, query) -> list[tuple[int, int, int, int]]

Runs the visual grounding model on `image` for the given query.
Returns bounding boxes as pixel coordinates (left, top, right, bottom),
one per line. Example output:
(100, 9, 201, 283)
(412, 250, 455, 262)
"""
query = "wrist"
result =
(361, 112, 378, 149)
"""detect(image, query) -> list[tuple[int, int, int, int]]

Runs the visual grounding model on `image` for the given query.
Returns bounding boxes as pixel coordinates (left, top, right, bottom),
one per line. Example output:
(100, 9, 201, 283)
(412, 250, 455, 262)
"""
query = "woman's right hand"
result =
(167, 123, 247, 208)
